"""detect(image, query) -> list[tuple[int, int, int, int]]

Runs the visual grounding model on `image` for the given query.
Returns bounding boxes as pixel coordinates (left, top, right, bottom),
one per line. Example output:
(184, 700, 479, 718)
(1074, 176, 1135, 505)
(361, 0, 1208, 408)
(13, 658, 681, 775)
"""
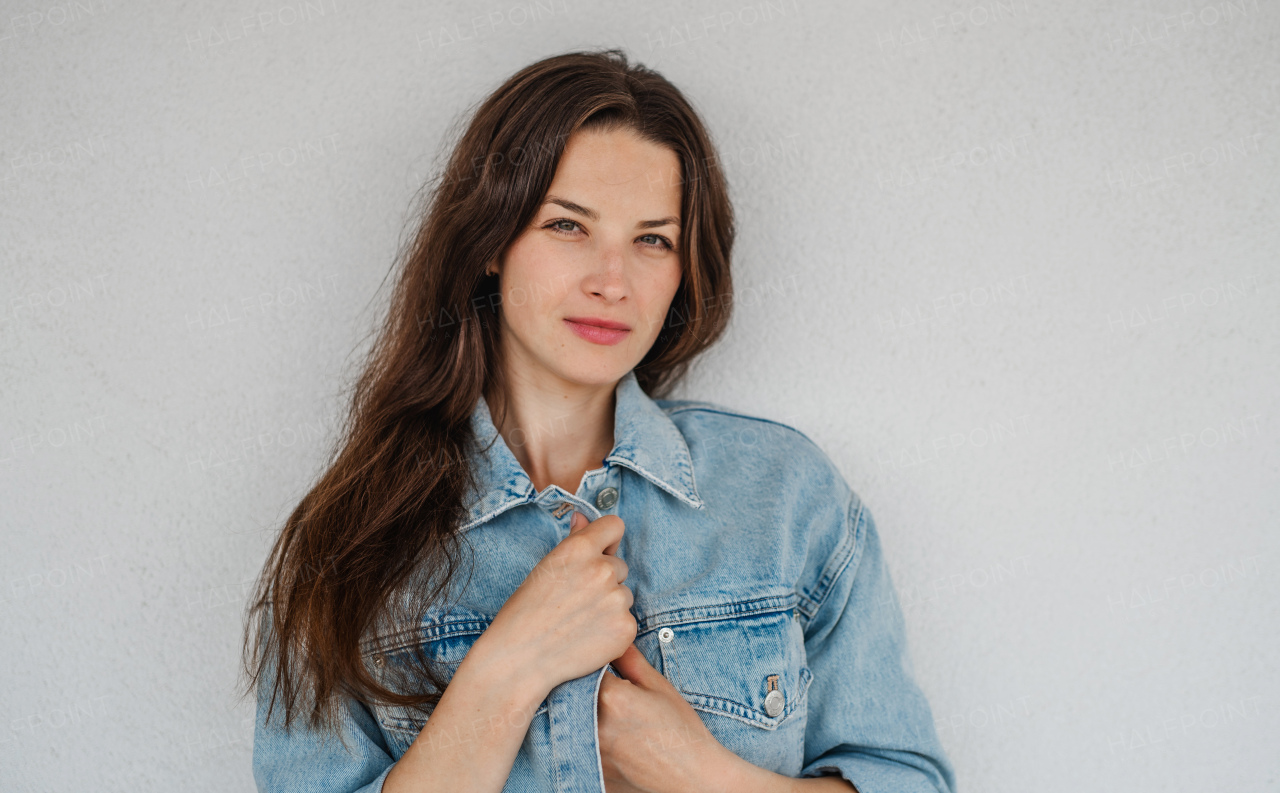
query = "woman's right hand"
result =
(475, 511, 635, 698)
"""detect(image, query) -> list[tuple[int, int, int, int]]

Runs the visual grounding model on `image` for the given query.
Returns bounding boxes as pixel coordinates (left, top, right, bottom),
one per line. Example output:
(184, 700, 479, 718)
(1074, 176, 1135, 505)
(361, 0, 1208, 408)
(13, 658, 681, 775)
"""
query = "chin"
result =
(548, 357, 633, 387)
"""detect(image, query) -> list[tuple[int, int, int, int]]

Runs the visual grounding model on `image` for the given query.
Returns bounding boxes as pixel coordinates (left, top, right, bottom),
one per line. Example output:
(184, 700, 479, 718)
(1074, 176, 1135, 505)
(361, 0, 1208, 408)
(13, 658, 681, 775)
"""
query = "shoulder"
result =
(657, 397, 866, 614)
(655, 397, 855, 504)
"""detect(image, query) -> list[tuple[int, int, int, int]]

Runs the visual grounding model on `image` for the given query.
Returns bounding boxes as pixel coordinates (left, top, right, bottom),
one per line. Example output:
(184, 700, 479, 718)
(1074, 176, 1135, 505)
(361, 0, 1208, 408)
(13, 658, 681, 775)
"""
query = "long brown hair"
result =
(240, 48, 736, 736)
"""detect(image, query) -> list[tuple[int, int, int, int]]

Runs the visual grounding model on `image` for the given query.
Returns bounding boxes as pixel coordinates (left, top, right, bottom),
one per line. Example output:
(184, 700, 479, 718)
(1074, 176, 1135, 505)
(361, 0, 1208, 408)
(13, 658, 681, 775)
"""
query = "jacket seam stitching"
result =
(638, 594, 799, 630)
(682, 666, 814, 728)
(459, 493, 532, 533)
(798, 493, 864, 620)
(606, 456, 702, 509)
(663, 404, 814, 442)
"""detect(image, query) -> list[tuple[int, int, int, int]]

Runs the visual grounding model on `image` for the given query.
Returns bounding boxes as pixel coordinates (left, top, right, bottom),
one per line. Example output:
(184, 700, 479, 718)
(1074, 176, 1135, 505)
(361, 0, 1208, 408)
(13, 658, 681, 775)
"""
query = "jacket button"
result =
(595, 487, 618, 510)
(763, 689, 785, 717)
(658, 627, 674, 643)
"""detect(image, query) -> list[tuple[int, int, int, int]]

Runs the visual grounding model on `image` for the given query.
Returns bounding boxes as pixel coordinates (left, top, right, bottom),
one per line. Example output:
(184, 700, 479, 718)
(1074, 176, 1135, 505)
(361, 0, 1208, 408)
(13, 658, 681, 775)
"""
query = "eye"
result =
(543, 219, 675, 251)
(639, 233, 675, 251)
(546, 218, 581, 236)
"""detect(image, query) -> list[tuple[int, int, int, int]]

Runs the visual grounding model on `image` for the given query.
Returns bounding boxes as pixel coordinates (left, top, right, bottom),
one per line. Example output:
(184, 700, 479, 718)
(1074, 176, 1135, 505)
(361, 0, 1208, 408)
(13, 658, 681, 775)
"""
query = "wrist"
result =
(699, 747, 811, 793)
(464, 632, 551, 712)
(697, 744, 769, 793)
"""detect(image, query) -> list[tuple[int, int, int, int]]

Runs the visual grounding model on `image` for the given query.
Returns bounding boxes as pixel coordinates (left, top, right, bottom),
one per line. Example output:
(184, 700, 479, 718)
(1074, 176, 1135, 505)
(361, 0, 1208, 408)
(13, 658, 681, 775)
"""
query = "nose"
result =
(580, 244, 627, 303)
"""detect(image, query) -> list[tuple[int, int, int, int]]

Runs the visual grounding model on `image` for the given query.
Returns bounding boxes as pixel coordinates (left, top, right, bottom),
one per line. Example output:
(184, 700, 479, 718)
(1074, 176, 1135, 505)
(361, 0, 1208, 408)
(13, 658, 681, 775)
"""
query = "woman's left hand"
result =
(597, 644, 738, 793)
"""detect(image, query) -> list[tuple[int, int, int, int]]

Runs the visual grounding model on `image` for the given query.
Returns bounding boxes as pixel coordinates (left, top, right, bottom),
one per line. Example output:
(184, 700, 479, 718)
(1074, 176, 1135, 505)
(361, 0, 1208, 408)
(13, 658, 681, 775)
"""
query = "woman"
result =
(244, 49, 956, 793)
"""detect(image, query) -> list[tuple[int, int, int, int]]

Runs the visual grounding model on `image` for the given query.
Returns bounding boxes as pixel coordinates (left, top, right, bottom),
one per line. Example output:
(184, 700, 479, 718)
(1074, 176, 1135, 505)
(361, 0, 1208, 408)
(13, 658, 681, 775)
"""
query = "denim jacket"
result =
(253, 369, 957, 793)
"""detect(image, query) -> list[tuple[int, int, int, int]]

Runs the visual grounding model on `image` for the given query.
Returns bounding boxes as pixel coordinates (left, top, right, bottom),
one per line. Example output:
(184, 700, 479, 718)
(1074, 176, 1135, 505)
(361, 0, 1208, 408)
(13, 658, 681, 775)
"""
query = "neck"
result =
(486, 369, 618, 495)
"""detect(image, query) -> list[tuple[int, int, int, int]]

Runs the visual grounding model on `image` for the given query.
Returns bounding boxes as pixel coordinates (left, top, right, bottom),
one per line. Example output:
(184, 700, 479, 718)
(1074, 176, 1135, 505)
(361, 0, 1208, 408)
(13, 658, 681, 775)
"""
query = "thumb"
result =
(609, 644, 667, 690)
(569, 510, 587, 534)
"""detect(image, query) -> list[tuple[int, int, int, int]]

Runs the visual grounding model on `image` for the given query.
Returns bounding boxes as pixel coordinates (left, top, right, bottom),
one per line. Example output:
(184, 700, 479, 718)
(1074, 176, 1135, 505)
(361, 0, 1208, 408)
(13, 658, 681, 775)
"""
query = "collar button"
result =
(595, 486, 618, 510)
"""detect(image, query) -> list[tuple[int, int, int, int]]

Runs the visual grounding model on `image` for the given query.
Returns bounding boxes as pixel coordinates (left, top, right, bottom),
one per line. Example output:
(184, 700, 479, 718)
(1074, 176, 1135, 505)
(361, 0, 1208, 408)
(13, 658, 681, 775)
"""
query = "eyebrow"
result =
(543, 195, 680, 229)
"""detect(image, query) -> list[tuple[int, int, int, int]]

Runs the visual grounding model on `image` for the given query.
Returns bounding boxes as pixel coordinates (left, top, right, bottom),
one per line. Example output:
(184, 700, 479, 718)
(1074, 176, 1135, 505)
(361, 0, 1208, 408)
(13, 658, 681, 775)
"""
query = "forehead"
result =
(547, 127, 681, 214)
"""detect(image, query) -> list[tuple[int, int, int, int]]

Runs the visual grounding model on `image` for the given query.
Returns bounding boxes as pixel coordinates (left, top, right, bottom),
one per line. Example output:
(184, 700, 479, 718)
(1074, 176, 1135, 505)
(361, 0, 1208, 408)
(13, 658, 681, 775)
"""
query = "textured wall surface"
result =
(2, 1, 1277, 791)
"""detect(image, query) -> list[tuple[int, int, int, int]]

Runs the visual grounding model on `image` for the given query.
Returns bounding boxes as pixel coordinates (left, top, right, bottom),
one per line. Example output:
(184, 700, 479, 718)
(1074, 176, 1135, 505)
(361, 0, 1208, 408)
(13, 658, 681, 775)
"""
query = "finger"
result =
(581, 514, 625, 556)
(602, 531, 621, 557)
(568, 510, 588, 534)
(605, 555, 629, 584)
(597, 515, 624, 556)
(609, 644, 665, 690)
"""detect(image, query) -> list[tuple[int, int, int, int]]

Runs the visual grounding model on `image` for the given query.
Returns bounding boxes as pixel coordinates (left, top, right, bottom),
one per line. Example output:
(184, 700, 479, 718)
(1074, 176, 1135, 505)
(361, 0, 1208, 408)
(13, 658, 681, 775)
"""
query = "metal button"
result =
(658, 627, 674, 643)
(763, 689, 785, 717)
(595, 486, 618, 510)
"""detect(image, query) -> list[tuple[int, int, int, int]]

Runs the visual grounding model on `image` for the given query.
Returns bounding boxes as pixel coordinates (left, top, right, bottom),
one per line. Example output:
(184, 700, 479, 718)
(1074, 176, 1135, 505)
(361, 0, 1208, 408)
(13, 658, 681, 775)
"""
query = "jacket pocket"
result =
(648, 606, 812, 730)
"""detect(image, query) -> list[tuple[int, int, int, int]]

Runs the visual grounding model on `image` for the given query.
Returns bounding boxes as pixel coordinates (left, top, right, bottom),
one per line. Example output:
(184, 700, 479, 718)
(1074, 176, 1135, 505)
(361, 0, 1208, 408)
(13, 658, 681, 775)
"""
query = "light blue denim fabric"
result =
(253, 369, 957, 793)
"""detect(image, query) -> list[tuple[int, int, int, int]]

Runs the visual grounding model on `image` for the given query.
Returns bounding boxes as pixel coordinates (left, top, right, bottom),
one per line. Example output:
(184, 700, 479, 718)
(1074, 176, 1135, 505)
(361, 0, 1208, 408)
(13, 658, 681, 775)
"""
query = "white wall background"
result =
(2, 1, 1277, 790)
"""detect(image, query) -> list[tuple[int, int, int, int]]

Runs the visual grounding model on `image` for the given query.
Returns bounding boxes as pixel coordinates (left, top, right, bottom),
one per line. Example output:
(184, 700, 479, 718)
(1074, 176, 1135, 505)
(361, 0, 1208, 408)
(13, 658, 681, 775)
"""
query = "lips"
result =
(563, 317, 631, 346)
(563, 316, 631, 331)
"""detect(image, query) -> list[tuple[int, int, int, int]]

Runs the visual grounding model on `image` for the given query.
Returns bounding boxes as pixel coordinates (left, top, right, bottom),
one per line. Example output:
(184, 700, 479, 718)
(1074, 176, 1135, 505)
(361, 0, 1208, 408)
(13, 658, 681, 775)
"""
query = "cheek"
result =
(501, 243, 574, 326)
(638, 268, 683, 333)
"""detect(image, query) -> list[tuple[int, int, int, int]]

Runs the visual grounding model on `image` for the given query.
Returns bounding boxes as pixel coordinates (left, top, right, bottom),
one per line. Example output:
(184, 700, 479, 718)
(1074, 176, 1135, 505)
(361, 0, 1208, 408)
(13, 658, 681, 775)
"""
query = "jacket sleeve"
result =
(798, 492, 957, 793)
(252, 637, 396, 793)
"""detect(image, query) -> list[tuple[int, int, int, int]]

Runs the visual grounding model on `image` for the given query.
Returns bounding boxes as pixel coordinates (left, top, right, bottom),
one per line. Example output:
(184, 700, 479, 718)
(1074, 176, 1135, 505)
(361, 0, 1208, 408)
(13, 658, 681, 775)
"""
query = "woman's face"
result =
(490, 126, 684, 390)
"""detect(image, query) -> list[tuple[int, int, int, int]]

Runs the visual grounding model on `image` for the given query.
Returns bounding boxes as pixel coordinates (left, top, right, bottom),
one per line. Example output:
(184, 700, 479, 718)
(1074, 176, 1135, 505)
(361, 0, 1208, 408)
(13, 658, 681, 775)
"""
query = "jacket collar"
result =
(461, 369, 704, 531)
